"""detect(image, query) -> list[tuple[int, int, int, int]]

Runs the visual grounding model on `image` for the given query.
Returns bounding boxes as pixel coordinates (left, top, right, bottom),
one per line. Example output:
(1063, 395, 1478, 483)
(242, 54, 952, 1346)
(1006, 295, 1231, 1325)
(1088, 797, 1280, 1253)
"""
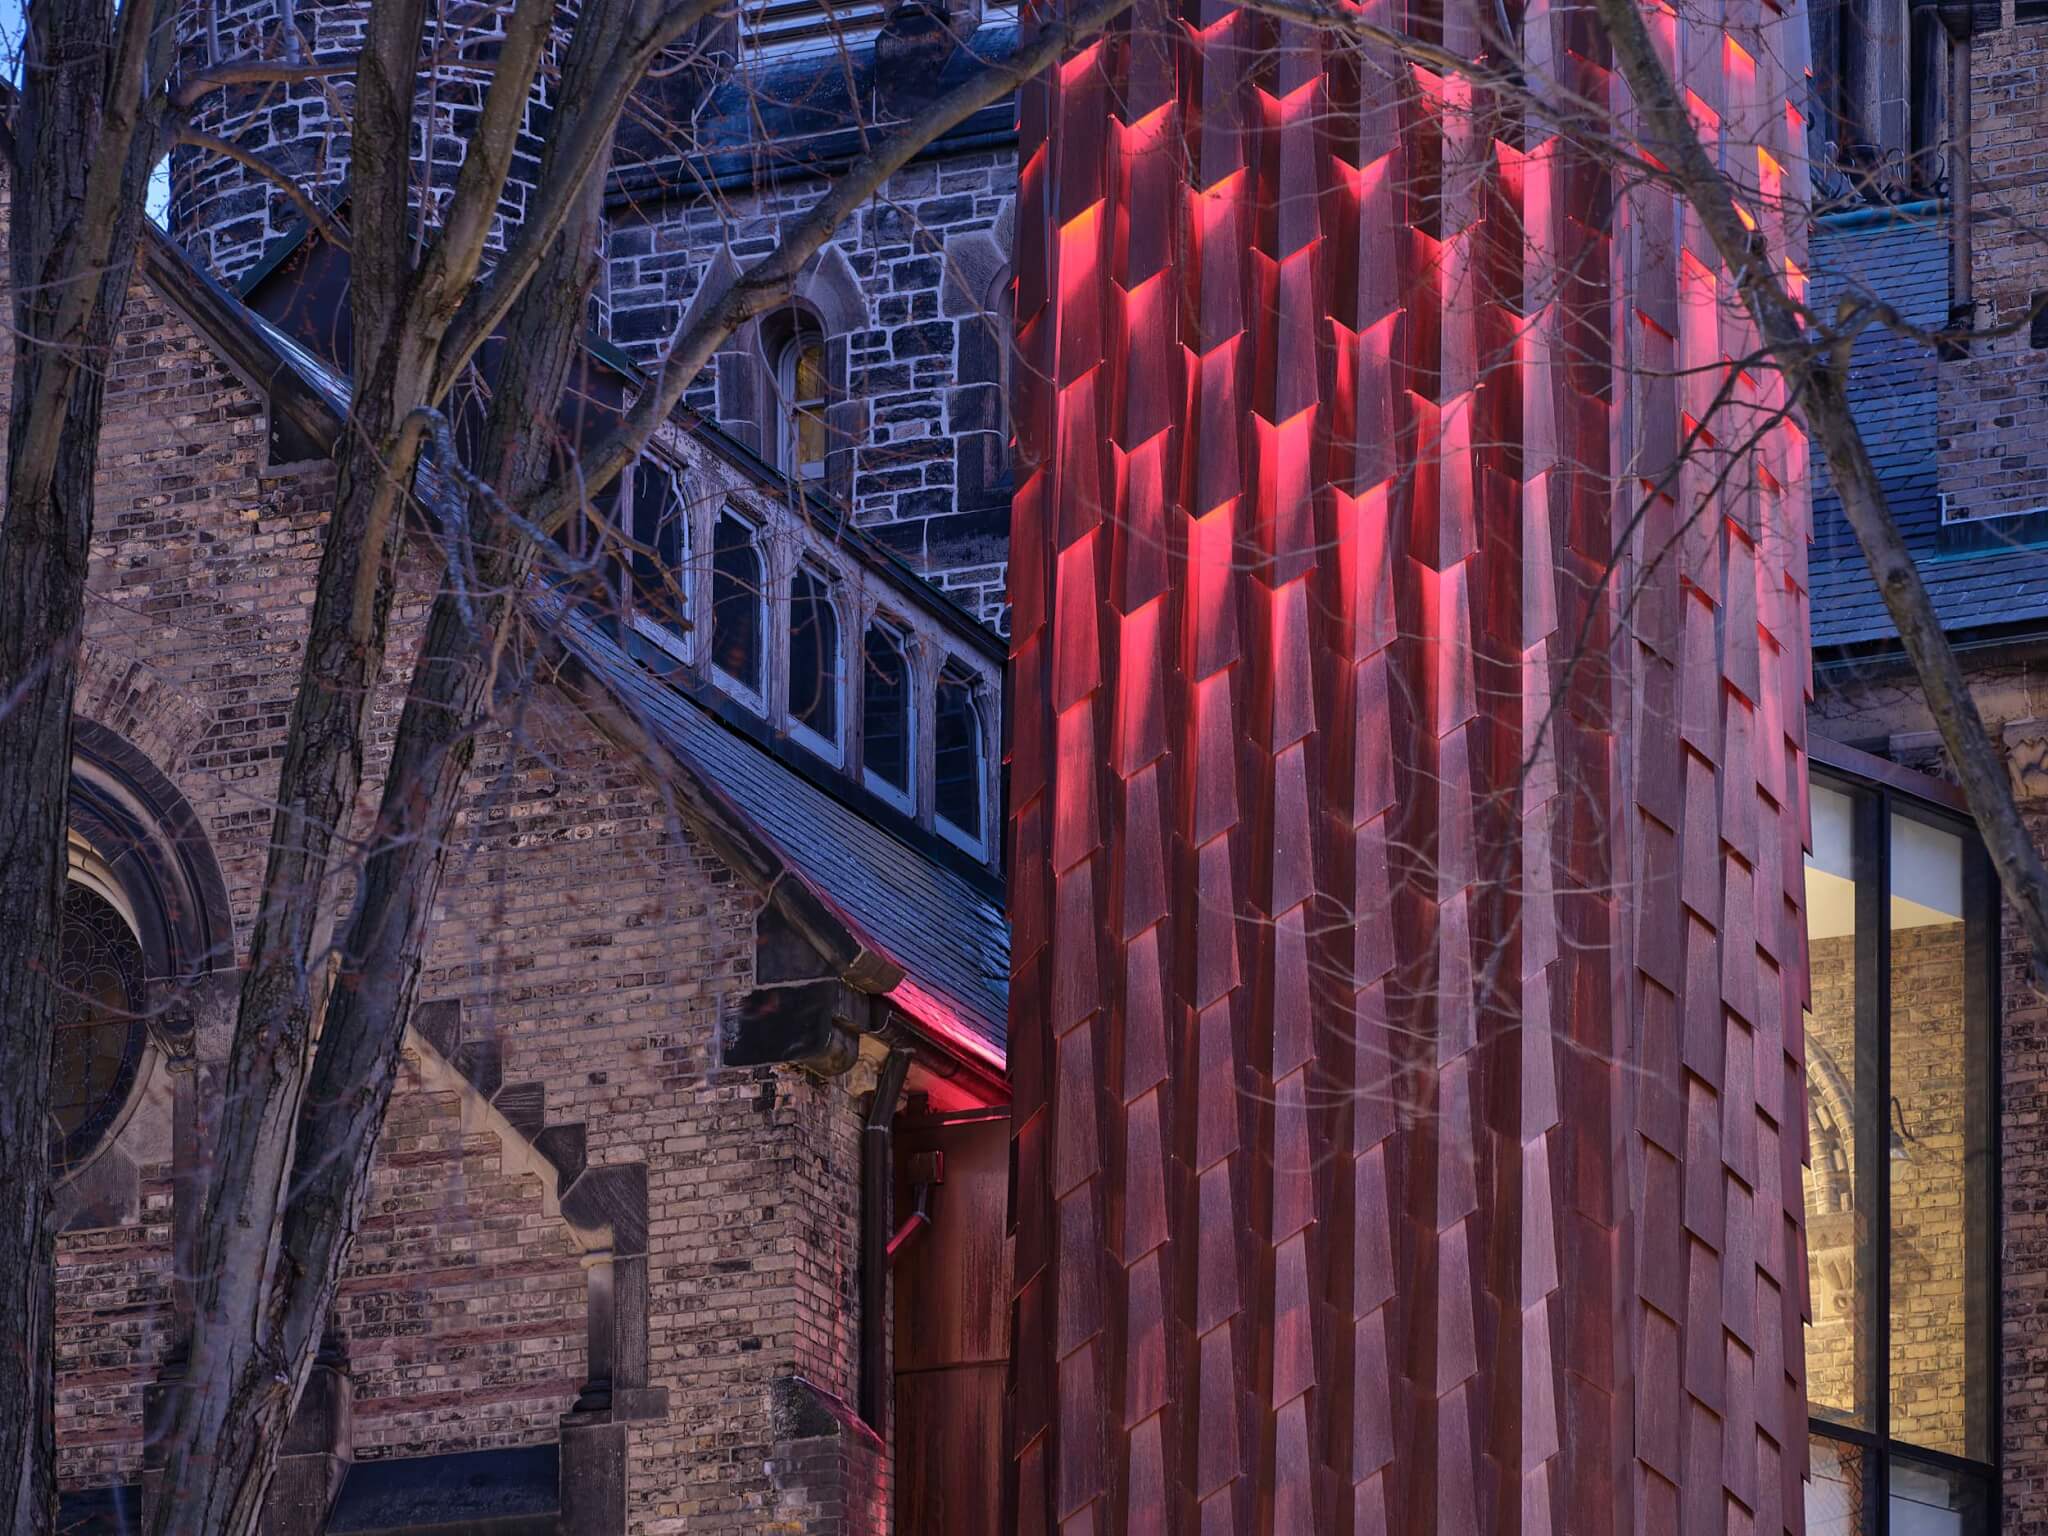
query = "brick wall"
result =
(606, 144, 1018, 630)
(21, 256, 892, 1529)
(1937, 7, 2048, 521)
(54, 1181, 175, 1489)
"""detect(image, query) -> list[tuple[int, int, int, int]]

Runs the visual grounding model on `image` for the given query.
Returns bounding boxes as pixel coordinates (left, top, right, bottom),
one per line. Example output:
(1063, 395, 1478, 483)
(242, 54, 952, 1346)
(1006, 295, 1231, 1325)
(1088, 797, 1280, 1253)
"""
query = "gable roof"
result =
(134, 223, 1010, 1072)
(1807, 206, 2048, 653)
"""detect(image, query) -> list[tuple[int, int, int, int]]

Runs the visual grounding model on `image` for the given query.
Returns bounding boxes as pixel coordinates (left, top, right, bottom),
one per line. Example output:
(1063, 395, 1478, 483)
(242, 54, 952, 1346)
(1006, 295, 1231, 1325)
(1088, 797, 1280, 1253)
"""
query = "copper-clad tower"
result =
(1005, 0, 1816, 1529)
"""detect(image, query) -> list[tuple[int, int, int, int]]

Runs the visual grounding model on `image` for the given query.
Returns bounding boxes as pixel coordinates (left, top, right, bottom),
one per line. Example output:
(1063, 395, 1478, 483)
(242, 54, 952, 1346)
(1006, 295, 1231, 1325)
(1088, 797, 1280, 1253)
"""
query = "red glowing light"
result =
(1686, 89, 1721, 142)
(1785, 259, 1808, 306)
(1058, 39, 1102, 87)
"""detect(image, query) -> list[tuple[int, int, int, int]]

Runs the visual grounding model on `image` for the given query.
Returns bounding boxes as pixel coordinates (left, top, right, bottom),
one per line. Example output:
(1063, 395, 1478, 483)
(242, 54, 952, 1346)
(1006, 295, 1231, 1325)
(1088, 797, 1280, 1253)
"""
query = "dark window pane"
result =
(631, 459, 686, 628)
(1889, 812, 1986, 1461)
(1805, 1435, 1868, 1536)
(864, 623, 909, 794)
(1889, 1451, 1993, 1536)
(789, 568, 839, 743)
(935, 666, 981, 839)
(711, 512, 763, 691)
(52, 884, 145, 1172)
(1805, 783, 1872, 1430)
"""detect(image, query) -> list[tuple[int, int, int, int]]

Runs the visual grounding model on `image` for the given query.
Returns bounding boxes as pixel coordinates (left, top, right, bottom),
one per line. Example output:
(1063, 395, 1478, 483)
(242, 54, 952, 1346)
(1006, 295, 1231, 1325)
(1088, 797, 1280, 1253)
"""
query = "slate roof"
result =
(141, 225, 1011, 1069)
(1807, 207, 2048, 651)
(610, 17, 1021, 201)
(557, 605, 1010, 1064)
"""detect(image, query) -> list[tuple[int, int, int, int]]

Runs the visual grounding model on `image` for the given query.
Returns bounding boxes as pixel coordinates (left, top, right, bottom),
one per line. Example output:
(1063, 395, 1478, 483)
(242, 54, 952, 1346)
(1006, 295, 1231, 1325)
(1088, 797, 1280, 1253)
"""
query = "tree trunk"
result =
(0, 0, 176, 1526)
(144, 6, 612, 1527)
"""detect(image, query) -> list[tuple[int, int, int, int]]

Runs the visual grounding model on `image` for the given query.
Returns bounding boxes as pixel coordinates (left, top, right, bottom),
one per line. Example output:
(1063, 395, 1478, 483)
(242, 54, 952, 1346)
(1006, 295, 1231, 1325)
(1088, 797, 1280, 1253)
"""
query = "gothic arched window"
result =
(933, 662, 984, 850)
(710, 509, 765, 701)
(788, 564, 842, 758)
(862, 619, 912, 810)
(628, 453, 689, 641)
(776, 327, 830, 484)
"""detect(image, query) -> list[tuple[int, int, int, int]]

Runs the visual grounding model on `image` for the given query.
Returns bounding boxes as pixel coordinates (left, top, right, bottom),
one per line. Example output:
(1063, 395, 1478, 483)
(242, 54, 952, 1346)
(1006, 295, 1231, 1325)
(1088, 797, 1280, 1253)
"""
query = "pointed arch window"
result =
(776, 326, 830, 484)
(788, 564, 842, 761)
(934, 662, 984, 852)
(862, 619, 913, 810)
(626, 454, 690, 647)
(710, 509, 765, 703)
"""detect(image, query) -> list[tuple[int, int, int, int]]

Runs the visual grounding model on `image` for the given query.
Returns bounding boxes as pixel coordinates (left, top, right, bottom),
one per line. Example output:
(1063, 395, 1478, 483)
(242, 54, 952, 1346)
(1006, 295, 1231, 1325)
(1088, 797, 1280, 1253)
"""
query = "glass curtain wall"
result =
(1803, 773, 1998, 1535)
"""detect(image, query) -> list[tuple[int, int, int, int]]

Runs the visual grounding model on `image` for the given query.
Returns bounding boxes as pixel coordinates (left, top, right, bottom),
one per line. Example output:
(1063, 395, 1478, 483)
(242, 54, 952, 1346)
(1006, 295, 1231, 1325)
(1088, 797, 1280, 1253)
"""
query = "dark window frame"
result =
(1807, 764, 2001, 1535)
(932, 661, 985, 852)
(787, 562, 844, 763)
(861, 616, 914, 812)
(624, 452, 690, 652)
(709, 506, 768, 706)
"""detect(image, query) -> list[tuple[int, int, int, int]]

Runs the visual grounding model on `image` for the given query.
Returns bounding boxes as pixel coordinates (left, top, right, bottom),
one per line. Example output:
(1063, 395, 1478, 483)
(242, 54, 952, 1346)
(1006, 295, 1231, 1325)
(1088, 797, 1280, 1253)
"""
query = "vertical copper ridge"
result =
(1007, 0, 1813, 1530)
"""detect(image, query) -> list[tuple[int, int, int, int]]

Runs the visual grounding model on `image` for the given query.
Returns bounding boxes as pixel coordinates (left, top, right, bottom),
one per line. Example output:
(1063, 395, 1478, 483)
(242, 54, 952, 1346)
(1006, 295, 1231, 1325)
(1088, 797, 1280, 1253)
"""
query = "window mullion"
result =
(1962, 834, 2000, 1483)
(1853, 785, 1890, 1536)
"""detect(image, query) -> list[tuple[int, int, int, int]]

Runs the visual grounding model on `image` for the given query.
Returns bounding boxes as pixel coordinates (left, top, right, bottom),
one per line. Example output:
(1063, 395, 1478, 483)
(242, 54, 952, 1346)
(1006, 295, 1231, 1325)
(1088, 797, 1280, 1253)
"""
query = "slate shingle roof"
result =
(1808, 209, 2048, 650)
(609, 18, 1020, 198)
(558, 608, 1010, 1064)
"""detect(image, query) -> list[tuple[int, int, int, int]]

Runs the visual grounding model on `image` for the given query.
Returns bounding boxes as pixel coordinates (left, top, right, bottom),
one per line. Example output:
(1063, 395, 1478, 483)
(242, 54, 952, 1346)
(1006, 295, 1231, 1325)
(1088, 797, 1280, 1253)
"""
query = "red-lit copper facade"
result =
(1006, 0, 1814, 1530)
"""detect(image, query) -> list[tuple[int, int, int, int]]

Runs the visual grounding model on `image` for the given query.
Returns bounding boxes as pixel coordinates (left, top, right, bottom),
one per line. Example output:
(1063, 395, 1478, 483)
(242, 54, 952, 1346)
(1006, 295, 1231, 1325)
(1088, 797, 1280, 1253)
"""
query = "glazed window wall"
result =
(1803, 774, 1998, 1535)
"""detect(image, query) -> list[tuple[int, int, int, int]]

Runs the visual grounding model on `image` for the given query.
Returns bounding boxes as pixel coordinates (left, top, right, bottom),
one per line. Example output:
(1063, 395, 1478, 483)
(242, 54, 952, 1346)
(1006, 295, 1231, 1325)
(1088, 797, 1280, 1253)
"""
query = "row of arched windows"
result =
(616, 450, 991, 855)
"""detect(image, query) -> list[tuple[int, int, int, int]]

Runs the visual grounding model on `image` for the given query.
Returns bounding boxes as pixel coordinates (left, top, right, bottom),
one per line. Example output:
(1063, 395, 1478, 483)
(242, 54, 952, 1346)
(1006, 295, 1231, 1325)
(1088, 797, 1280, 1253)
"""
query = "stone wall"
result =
(169, 0, 568, 285)
(22, 256, 890, 1532)
(165, 8, 1021, 631)
(605, 145, 1018, 630)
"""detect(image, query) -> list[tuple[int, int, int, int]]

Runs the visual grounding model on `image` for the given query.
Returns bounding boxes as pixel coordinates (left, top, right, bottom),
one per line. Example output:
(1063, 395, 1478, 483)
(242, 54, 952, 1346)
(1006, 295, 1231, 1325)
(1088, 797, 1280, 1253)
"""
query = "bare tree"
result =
(10, 0, 2047, 1526)
(0, 1, 181, 1528)
(1, 0, 1134, 1530)
(1579, 0, 2048, 993)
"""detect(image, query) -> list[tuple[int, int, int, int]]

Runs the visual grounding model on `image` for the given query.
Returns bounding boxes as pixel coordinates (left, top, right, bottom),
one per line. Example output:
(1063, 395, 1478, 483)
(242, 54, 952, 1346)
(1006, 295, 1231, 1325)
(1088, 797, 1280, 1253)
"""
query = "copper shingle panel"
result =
(1007, 0, 1813, 1530)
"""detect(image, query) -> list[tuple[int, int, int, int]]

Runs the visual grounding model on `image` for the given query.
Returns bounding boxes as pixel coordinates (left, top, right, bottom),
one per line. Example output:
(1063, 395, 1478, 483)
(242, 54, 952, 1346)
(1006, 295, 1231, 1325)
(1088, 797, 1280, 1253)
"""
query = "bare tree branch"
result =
(1588, 0, 2048, 992)
(170, 57, 361, 109)
(167, 118, 350, 251)
(429, 0, 730, 401)
(531, 0, 1144, 536)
